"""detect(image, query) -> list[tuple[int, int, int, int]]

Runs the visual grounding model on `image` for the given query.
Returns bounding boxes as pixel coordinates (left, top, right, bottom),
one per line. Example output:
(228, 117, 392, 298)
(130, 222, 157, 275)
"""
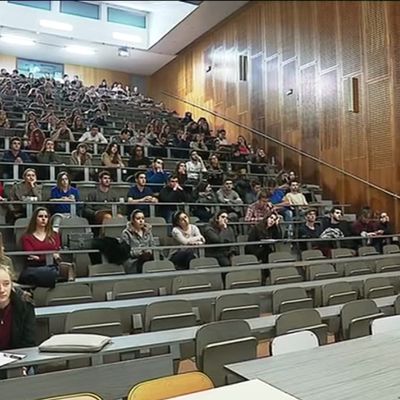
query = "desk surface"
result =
(36, 271, 400, 319)
(170, 379, 300, 400)
(10, 295, 398, 371)
(226, 331, 400, 400)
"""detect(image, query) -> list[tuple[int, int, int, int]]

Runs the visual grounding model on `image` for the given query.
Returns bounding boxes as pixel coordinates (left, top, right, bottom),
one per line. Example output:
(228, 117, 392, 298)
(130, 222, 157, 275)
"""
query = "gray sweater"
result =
(120, 223, 154, 258)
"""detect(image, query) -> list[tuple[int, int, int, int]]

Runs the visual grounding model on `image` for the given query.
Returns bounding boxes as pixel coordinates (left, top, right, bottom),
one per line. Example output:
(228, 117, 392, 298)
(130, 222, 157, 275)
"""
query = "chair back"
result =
(215, 293, 260, 320)
(112, 280, 157, 300)
(102, 216, 127, 239)
(340, 299, 383, 339)
(231, 254, 260, 266)
(39, 394, 102, 400)
(225, 270, 262, 289)
(88, 263, 125, 277)
(268, 251, 297, 263)
(322, 282, 358, 306)
(46, 283, 93, 306)
(301, 249, 325, 261)
(271, 331, 319, 356)
(142, 260, 176, 273)
(308, 263, 338, 281)
(189, 257, 220, 269)
(272, 287, 313, 314)
(270, 267, 302, 285)
(275, 308, 328, 345)
(172, 274, 222, 295)
(364, 277, 395, 299)
(127, 372, 214, 400)
(145, 300, 196, 332)
(358, 246, 379, 257)
(371, 315, 400, 335)
(383, 244, 400, 254)
(195, 320, 257, 387)
(65, 308, 123, 336)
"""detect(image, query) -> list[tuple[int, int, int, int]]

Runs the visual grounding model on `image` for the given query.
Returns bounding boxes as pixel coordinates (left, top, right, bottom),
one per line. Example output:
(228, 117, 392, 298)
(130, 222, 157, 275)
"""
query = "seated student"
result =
(120, 209, 154, 273)
(170, 211, 205, 270)
(202, 210, 238, 267)
(0, 264, 36, 352)
(245, 190, 274, 224)
(82, 170, 124, 227)
(297, 208, 322, 250)
(193, 181, 218, 222)
(36, 139, 63, 180)
(1, 137, 32, 179)
(7, 168, 42, 223)
(158, 175, 187, 223)
(371, 212, 394, 252)
(216, 178, 244, 221)
(50, 119, 75, 151)
(78, 124, 108, 144)
(320, 207, 354, 253)
(19, 207, 75, 288)
(69, 142, 93, 181)
(128, 145, 151, 169)
(246, 210, 282, 263)
(101, 142, 125, 181)
(146, 158, 170, 195)
(49, 171, 80, 230)
(127, 172, 158, 217)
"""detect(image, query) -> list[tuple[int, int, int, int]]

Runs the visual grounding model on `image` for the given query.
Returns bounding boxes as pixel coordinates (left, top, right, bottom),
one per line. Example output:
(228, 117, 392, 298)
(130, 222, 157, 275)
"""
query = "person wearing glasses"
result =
(202, 210, 238, 267)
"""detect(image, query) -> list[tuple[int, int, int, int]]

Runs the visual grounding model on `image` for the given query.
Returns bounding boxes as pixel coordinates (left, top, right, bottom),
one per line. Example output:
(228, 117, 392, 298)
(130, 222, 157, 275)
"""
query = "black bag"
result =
(68, 232, 94, 250)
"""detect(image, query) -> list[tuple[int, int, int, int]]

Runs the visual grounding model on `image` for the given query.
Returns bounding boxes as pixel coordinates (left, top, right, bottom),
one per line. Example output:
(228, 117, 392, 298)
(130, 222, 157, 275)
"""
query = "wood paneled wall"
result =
(0, 54, 16, 72)
(149, 1, 400, 227)
(64, 64, 131, 86)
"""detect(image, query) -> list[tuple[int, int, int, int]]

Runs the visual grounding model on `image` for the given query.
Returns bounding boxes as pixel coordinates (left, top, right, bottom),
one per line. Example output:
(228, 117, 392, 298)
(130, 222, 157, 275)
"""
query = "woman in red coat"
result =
(19, 207, 74, 288)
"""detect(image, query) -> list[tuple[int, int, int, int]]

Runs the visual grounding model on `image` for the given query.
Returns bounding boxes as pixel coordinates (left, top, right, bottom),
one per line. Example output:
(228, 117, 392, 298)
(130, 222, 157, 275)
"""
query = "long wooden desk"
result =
(226, 330, 400, 400)
(6, 295, 397, 376)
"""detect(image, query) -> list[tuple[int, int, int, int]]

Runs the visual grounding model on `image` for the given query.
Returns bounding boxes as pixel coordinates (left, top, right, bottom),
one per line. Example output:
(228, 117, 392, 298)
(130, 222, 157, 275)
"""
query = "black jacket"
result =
(8, 289, 36, 350)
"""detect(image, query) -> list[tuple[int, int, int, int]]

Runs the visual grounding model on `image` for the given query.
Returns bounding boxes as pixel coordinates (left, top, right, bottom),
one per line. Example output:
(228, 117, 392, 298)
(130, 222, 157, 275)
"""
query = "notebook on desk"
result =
(0, 352, 26, 367)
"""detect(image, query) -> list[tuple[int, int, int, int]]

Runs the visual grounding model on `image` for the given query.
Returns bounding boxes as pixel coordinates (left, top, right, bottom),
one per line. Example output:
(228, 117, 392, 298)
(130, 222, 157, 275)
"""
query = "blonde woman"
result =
(0, 264, 36, 351)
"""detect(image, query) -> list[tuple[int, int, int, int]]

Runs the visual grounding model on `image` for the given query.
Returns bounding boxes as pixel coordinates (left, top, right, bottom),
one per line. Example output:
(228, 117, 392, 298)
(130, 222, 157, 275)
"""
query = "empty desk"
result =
(226, 331, 400, 400)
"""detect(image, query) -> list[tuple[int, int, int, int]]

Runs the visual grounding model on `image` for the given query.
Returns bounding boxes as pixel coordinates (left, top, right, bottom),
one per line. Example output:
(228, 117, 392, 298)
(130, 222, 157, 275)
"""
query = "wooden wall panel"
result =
(280, 2, 296, 62)
(364, 2, 388, 81)
(149, 1, 399, 227)
(0, 54, 16, 72)
(317, 1, 338, 71)
(264, 1, 279, 58)
(339, 2, 362, 76)
(297, 1, 316, 66)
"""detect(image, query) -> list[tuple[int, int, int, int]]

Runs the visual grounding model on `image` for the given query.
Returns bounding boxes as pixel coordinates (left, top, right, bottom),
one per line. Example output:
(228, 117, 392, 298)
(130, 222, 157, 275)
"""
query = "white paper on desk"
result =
(0, 352, 26, 367)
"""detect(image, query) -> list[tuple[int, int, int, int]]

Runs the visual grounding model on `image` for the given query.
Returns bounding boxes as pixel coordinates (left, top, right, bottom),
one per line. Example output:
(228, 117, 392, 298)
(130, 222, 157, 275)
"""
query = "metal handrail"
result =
(162, 91, 400, 201)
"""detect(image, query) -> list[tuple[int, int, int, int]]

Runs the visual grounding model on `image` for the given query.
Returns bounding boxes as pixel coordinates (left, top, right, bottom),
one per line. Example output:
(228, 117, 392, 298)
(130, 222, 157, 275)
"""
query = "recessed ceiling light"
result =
(65, 45, 95, 55)
(112, 32, 142, 44)
(40, 19, 73, 32)
(0, 34, 35, 46)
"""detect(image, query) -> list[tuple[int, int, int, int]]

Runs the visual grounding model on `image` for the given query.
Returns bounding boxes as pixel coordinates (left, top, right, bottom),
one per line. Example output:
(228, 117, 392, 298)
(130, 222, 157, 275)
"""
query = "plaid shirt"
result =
(245, 201, 273, 223)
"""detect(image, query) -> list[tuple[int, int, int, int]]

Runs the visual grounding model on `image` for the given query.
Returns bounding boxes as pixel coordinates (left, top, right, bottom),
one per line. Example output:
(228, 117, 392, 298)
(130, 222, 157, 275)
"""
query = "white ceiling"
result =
(0, 0, 248, 76)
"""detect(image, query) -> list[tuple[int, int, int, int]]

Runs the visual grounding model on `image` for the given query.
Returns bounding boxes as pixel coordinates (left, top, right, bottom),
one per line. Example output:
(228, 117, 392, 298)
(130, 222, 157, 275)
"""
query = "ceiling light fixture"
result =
(112, 32, 142, 44)
(40, 19, 73, 32)
(65, 45, 95, 55)
(0, 34, 35, 46)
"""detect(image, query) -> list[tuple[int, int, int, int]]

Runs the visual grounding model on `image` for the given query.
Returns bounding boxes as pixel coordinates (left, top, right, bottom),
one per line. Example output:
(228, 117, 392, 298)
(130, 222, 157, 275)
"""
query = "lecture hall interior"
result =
(0, 1, 400, 400)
